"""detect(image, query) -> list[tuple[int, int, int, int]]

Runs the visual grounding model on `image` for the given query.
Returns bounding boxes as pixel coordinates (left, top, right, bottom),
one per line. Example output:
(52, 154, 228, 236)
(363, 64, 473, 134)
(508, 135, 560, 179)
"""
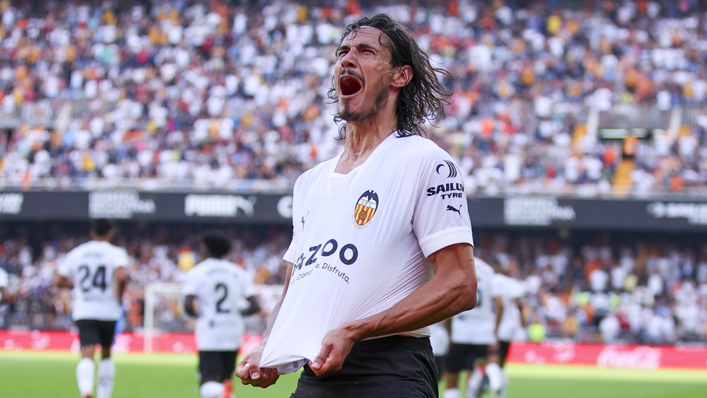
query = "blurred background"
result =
(1, 0, 706, 358)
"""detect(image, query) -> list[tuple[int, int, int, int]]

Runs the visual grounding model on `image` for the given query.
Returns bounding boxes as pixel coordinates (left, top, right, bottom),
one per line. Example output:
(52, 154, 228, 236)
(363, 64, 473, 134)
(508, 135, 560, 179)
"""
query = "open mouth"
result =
(339, 76, 363, 97)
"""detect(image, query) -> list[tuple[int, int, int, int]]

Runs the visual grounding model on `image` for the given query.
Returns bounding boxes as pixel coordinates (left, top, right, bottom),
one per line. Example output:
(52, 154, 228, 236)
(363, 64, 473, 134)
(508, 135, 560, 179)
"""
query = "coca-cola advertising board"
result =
(507, 342, 707, 369)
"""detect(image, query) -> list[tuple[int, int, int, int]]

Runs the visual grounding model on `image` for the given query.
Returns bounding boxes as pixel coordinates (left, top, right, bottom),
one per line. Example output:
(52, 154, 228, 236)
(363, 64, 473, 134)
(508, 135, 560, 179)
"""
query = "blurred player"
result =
(0, 266, 12, 304)
(54, 219, 130, 398)
(429, 320, 450, 379)
(444, 257, 504, 398)
(493, 261, 527, 398)
(183, 232, 261, 398)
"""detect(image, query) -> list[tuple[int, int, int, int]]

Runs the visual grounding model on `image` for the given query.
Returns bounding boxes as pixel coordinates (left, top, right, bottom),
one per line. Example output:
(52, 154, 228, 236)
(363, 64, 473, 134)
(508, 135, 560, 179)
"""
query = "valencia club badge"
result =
(354, 190, 379, 227)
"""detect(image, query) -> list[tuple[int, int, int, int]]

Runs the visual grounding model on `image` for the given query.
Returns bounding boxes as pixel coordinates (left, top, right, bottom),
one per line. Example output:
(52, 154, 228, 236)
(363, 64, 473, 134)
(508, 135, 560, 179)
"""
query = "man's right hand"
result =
(235, 346, 279, 388)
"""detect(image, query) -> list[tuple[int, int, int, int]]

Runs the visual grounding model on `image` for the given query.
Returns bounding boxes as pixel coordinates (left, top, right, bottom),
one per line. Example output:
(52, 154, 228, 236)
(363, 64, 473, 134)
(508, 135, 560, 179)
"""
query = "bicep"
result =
(114, 266, 128, 283)
(428, 243, 475, 278)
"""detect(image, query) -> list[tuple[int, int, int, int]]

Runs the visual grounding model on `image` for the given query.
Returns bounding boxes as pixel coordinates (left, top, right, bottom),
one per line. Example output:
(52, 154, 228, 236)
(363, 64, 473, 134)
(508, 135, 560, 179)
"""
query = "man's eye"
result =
(337, 50, 348, 57)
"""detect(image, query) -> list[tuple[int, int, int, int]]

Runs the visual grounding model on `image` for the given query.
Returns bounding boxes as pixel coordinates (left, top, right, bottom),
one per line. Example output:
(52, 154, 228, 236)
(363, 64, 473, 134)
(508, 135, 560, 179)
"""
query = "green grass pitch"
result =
(1, 351, 706, 398)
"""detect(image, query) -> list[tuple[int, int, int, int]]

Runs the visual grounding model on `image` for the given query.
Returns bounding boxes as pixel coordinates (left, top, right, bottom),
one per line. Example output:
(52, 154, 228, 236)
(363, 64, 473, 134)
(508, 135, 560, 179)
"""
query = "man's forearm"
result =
(345, 245, 476, 342)
(54, 275, 73, 289)
(493, 297, 504, 336)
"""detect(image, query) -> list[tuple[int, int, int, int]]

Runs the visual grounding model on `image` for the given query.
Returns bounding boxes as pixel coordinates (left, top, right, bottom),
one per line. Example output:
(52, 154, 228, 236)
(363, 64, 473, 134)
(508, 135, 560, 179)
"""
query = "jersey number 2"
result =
(215, 283, 230, 313)
(78, 265, 107, 292)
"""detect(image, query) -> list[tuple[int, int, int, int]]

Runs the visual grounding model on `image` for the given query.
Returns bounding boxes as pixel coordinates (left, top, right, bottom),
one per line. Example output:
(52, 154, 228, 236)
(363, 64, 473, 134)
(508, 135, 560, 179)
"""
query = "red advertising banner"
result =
(507, 341, 707, 369)
(0, 330, 265, 355)
(2, 331, 705, 370)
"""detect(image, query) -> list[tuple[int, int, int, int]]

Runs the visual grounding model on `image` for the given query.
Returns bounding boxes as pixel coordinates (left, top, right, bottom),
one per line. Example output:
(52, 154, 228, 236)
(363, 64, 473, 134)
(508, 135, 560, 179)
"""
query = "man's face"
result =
(334, 26, 395, 124)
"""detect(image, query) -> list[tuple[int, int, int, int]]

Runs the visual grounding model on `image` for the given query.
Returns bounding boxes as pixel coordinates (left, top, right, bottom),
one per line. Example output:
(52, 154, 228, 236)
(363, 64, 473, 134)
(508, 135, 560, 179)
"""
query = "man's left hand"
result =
(308, 325, 358, 376)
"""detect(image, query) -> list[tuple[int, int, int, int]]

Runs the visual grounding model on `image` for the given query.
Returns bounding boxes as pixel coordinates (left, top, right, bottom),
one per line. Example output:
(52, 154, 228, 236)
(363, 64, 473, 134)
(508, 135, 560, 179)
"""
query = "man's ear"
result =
(391, 65, 412, 88)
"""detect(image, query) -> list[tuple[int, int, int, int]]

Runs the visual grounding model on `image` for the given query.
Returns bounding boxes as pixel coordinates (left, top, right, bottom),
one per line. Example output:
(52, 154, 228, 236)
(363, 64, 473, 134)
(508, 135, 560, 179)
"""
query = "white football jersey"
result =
(260, 134, 474, 372)
(56, 241, 130, 321)
(0, 268, 8, 288)
(182, 258, 257, 351)
(495, 273, 525, 341)
(450, 257, 501, 345)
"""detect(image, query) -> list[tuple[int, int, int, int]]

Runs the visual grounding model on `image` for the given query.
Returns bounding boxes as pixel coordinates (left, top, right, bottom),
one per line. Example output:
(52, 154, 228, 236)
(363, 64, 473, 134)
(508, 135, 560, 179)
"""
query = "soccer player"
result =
(493, 261, 527, 398)
(237, 13, 478, 398)
(443, 257, 504, 398)
(183, 232, 260, 398)
(54, 219, 129, 398)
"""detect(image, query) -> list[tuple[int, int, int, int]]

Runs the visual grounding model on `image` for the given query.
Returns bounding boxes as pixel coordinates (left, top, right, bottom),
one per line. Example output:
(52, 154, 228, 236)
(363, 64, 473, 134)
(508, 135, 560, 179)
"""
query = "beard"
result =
(339, 85, 388, 124)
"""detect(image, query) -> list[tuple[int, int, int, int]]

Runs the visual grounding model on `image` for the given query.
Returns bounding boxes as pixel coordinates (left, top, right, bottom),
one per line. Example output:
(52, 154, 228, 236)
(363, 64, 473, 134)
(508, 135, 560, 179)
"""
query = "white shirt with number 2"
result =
(182, 258, 257, 351)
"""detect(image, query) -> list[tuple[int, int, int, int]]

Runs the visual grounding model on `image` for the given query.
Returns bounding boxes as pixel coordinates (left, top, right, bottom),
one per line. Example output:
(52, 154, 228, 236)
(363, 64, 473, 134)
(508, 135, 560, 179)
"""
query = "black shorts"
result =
(291, 336, 438, 398)
(498, 340, 511, 367)
(75, 319, 117, 349)
(445, 343, 489, 373)
(198, 350, 238, 382)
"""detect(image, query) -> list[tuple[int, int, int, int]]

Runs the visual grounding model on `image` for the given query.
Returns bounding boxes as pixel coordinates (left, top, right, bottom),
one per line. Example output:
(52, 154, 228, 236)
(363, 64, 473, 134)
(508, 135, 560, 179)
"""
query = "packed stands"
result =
(1, 0, 707, 195)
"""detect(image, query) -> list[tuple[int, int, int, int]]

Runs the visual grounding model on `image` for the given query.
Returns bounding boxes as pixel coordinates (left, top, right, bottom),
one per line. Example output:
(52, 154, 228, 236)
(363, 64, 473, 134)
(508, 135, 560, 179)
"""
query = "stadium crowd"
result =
(2, 0, 707, 194)
(0, 224, 706, 345)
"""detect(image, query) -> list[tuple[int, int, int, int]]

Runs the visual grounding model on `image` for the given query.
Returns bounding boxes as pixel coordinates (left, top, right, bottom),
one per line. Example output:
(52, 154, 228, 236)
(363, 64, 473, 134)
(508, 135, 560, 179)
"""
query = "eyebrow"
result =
(336, 43, 378, 56)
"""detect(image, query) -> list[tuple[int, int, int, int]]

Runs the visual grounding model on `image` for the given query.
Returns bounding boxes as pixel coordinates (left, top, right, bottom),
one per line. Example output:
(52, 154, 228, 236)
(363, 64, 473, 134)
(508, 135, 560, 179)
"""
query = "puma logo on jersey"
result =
(447, 204, 462, 217)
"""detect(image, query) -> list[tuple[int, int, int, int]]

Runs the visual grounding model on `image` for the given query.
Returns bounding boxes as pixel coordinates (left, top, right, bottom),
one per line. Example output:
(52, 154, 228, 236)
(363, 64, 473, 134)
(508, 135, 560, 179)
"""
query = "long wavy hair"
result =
(327, 14, 452, 138)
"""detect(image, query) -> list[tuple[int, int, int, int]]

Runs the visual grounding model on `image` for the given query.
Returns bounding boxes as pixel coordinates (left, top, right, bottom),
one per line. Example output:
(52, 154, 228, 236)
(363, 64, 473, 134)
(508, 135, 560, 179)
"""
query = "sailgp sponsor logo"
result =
(596, 346, 662, 370)
(426, 182, 465, 199)
(184, 194, 256, 217)
(504, 196, 575, 225)
(0, 193, 23, 214)
(647, 202, 707, 225)
(435, 160, 459, 178)
(89, 190, 156, 219)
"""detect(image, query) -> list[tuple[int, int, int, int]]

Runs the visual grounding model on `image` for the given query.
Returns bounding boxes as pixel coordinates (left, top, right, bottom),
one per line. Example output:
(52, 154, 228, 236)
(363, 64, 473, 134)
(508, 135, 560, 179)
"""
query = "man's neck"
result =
(336, 118, 397, 174)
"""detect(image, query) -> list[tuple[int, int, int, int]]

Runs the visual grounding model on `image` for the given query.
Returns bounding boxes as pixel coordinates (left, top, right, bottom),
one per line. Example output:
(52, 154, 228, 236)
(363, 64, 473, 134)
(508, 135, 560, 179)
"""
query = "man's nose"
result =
(340, 51, 357, 68)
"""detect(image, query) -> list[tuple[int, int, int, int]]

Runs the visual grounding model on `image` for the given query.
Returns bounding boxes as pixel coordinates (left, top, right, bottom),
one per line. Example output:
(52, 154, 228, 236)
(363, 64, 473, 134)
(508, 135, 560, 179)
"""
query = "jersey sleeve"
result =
(491, 273, 505, 298)
(242, 270, 258, 298)
(413, 152, 474, 257)
(510, 279, 525, 299)
(56, 251, 75, 278)
(114, 247, 130, 269)
(182, 269, 199, 296)
(0, 269, 8, 288)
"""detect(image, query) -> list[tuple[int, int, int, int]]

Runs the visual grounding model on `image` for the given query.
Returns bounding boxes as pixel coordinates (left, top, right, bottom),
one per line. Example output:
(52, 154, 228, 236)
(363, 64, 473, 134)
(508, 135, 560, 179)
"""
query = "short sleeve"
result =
(413, 153, 474, 257)
(0, 269, 8, 288)
(242, 270, 258, 298)
(491, 273, 505, 297)
(510, 279, 525, 299)
(56, 251, 75, 278)
(182, 269, 199, 296)
(114, 247, 130, 269)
